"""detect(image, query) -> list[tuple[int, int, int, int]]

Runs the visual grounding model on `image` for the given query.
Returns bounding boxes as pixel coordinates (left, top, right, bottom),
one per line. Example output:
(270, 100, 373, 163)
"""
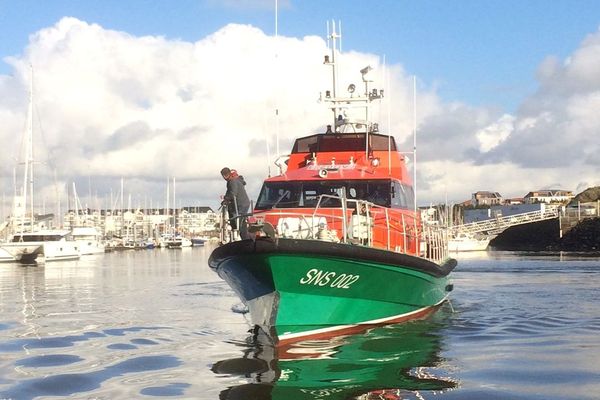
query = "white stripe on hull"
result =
(247, 291, 449, 344)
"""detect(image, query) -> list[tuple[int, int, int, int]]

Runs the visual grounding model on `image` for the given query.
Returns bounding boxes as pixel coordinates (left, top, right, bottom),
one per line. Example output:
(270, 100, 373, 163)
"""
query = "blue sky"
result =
(2, 0, 599, 111)
(1, 0, 599, 208)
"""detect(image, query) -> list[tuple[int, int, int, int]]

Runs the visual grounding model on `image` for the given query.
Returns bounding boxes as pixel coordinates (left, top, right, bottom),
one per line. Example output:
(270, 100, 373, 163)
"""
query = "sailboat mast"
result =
(173, 177, 176, 231)
(21, 66, 35, 232)
(28, 74, 34, 232)
(166, 177, 170, 232)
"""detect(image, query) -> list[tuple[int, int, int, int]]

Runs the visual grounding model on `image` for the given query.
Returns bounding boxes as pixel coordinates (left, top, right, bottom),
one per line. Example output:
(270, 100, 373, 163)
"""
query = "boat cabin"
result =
(256, 130, 414, 212)
(11, 230, 72, 242)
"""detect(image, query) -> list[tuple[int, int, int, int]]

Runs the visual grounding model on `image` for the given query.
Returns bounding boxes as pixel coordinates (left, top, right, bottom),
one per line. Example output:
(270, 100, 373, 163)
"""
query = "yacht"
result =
(71, 227, 106, 255)
(4, 230, 80, 262)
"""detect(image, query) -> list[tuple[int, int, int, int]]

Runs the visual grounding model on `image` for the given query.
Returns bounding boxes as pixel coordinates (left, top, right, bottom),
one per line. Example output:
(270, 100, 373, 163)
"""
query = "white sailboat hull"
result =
(5, 230, 81, 262)
(0, 244, 42, 263)
(448, 237, 491, 252)
(71, 227, 105, 255)
(39, 241, 81, 261)
(75, 240, 105, 255)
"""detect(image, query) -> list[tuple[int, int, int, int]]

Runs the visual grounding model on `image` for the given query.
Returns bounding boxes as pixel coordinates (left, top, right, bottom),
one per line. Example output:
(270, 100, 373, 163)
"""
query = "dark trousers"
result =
(229, 206, 251, 240)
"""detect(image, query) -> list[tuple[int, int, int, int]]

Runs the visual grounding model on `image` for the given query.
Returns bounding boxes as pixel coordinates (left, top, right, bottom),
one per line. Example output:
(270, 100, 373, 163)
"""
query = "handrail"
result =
(247, 193, 449, 264)
(451, 208, 560, 236)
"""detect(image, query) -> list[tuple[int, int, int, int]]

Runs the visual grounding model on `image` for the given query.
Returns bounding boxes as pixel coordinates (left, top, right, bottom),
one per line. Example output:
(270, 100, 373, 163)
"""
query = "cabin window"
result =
(391, 181, 415, 210)
(364, 181, 390, 206)
(319, 135, 365, 152)
(291, 133, 396, 153)
(292, 135, 319, 153)
(255, 180, 392, 210)
(370, 134, 397, 151)
(254, 182, 302, 209)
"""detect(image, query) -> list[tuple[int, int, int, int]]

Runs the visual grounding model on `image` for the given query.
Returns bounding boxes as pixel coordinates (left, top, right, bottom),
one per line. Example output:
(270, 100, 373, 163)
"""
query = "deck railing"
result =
(221, 194, 450, 265)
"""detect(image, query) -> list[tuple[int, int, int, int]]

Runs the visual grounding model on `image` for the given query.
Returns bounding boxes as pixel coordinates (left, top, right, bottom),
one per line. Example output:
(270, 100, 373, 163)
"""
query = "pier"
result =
(450, 208, 560, 237)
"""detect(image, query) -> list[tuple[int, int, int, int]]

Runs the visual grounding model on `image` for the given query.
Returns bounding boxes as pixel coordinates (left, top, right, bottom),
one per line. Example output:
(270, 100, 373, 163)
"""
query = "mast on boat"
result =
(17, 65, 35, 234)
(321, 21, 384, 158)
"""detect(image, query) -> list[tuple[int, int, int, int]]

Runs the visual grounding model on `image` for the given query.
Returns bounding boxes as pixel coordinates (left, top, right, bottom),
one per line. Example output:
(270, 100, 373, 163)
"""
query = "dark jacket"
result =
(224, 172, 250, 215)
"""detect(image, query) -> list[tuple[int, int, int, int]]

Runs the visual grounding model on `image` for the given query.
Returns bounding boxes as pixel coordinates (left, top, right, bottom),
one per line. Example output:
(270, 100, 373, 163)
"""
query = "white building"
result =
(524, 190, 574, 204)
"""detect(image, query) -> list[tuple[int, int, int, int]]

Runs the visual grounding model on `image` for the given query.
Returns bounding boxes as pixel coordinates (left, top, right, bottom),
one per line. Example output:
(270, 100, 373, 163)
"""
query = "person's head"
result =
(220, 167, 231, 180)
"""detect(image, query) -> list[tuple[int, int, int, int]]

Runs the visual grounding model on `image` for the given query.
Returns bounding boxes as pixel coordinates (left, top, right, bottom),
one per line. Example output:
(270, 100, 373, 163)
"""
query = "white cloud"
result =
(475, 114, 513, 153)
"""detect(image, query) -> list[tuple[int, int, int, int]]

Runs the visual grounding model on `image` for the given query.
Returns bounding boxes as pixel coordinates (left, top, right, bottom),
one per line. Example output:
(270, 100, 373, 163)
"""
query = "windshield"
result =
(292, 133, 397, 153)
(255, 180, 395, 210)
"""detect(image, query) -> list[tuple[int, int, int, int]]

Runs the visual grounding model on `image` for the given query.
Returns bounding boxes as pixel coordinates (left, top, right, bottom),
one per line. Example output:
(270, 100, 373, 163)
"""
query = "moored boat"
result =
(0, 244, 42, 263)
(160, 234, 192, 248)
(191, 237, 206, 246)
(71, 226, 106, 255)
(209, 25, 455, 345)
(448, 232, 492, 252)
(4, 230, 80, 262)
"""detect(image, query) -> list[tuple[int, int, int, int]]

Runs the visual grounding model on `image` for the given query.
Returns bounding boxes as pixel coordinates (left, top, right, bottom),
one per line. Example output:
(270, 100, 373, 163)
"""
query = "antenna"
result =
(264, 112, 272, 177)
(413, 75, 417, 213)
(385, 58, 392, 176)
(274, 0, 280, 161)
(339, 20, 342, 53)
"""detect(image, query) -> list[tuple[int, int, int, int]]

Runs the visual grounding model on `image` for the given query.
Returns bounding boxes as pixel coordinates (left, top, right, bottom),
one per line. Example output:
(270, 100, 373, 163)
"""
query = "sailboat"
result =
(69, 183, 105, 255)
(0, 67, 80, 262)
(159, 177, 192, 248)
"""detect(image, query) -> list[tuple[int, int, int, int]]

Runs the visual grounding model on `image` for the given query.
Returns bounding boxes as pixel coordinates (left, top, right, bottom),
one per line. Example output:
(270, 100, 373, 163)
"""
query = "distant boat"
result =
(0, 244, 41, 263)
(448, 233, 491, 252)
(71, 227, 105, 255)
(160, 234, 192, 249)
(191, 237, 206, 246)
(4, 230, 80, 262)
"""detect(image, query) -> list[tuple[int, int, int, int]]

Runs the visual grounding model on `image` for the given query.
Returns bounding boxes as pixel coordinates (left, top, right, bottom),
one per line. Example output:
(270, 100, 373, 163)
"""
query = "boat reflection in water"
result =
(212, 311, 457, 400)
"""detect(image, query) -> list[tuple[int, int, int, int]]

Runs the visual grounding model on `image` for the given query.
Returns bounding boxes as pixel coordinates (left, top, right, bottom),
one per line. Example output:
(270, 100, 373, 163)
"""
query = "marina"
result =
(1, 3, 600, 399)
(0, 248, 599, 399)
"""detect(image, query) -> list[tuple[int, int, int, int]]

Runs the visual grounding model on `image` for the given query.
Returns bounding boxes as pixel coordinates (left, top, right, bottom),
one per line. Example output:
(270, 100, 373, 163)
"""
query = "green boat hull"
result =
(209, 238, 455, 344)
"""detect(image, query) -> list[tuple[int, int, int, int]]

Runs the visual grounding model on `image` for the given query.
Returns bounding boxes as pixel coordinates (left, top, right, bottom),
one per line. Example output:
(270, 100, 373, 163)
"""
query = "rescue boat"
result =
(209, 25, 455, 346)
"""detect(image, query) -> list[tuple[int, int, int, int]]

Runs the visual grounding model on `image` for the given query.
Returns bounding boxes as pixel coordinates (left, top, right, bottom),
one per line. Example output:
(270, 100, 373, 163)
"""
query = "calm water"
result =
(0, 247, 599, 399)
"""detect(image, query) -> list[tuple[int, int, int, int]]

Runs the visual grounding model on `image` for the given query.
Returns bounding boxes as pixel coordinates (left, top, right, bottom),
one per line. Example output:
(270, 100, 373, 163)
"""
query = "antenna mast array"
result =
(321, 22, 384, 158)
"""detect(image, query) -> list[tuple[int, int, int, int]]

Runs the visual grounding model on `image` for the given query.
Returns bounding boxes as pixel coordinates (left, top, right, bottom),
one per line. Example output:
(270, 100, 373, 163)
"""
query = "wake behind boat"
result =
(209, 24, 455, 345)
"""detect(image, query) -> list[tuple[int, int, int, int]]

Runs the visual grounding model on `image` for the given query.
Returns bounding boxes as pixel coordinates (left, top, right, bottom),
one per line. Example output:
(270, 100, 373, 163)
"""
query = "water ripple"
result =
(14, 354, 83, 368)
(0, 355, 181, 400)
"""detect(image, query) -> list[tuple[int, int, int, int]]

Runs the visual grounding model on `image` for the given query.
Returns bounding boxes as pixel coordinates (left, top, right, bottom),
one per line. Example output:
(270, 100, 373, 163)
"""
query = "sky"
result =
(1, 0, 600, 215)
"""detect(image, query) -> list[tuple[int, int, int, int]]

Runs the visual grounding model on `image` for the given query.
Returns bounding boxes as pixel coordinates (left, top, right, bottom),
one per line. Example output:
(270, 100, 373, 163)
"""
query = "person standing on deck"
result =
(220, 167, 251, 240)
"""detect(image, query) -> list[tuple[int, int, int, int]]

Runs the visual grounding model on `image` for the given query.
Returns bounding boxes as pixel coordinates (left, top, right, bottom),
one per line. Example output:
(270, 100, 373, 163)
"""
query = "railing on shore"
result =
(560, 201, 600, 237)
(450, 208, 560, 236)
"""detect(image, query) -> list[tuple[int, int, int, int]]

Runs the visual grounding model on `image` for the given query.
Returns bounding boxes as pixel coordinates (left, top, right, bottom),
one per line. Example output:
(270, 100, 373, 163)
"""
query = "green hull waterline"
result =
(243, 252, 450, 340)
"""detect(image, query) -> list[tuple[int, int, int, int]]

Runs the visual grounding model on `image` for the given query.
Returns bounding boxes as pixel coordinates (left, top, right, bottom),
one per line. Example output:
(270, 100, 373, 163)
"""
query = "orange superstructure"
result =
(252, 130, 422, 256)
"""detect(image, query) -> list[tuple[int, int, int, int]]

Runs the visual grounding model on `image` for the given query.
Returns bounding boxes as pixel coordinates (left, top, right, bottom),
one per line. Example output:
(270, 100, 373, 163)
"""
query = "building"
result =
(524, 190, 574, 204)
(62, 206, 218, 239)
(471, 191, 503, 207)
(178, 207, 218, 236)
